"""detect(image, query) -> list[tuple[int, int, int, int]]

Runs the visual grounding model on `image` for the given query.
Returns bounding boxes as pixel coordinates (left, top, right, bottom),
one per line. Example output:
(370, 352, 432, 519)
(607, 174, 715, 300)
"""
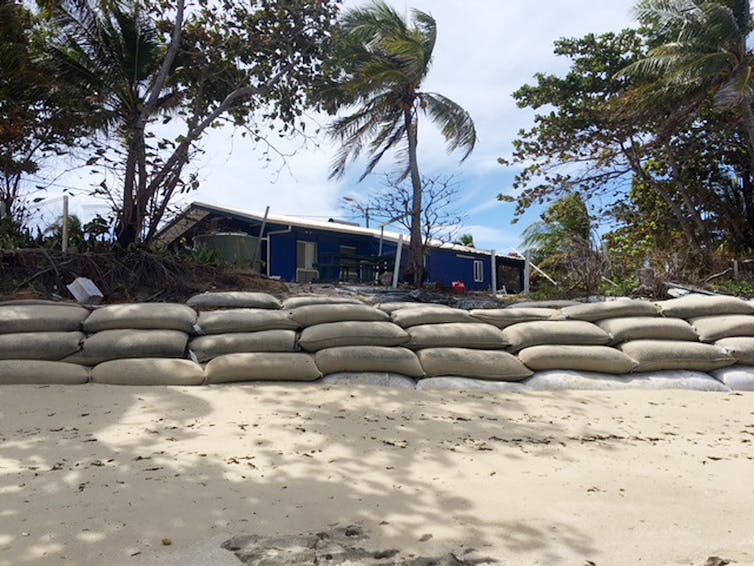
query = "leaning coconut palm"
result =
(321, 1, 477, 286)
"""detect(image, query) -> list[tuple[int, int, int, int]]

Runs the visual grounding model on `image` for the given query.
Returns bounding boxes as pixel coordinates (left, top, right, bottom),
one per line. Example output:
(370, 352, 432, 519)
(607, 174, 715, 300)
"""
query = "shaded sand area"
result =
(1, 385, 754, 565)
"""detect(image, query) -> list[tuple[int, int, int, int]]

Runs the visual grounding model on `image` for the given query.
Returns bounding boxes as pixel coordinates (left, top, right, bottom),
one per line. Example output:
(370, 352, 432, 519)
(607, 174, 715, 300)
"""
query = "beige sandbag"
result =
(0, 304, 89, 334)
(197, 309, 298, 334)
(91, 358, 204, 385)
(657, 295, 754, 318)
(298, 321, 409, 352)
(391, 307, 476, 328)
(66, 329, 188, 366)
(506, 300, 578, 309)
(315, 346, 424, 377)
(417, 348, 532, 380)
(0, 360, 89, 384)
(501, 320, 609, 352)
(190, 330, 296, 363)
(560, 299, 658, 321)
(205, 352, 321, 383)
(376, 302, 452, 313)
(83, 303, 197, 333)
(597, 317, 698, 344)
(619, 340, 735, 372)
(517, 345, 638, 374)
(0, 332, 83, 361)
(288, 304, 389, 327)
(407, 323, 508, 350)
(690, 315, 754, 342)
(715, 337, 754, 365)
(187, 291, 281, 310)
(469, 307, 558, 328)
(282, 295, 363, 309)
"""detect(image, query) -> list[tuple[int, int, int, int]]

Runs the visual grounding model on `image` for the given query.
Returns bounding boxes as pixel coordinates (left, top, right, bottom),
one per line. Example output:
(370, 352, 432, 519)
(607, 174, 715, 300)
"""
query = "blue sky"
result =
(42, 0, 637, 251)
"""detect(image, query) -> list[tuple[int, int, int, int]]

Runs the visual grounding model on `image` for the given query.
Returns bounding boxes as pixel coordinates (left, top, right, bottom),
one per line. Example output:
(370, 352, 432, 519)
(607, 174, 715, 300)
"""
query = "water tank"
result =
(193, 232, 260, 270)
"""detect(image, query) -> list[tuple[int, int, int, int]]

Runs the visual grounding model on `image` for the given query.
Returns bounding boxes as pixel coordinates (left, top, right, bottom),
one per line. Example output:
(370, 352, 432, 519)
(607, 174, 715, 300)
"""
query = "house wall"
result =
(425, 248, 492, 291)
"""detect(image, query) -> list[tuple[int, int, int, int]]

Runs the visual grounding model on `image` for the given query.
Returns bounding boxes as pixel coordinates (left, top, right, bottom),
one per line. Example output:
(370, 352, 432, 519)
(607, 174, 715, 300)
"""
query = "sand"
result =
(1, 384, 754, 565)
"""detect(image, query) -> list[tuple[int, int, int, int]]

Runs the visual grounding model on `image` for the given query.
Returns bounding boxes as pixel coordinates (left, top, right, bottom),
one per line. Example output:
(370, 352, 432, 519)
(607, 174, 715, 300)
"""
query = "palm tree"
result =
(322, 1, 477, 286)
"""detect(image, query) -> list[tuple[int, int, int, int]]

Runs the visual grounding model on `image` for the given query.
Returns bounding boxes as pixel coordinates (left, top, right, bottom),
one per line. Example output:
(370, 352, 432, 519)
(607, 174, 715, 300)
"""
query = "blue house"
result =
(158, 201, 525, 293)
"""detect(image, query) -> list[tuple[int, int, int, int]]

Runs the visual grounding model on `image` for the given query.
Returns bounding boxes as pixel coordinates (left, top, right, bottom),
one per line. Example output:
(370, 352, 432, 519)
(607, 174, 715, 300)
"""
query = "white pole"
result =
(523, 249, 531, 295)
(252, 206, 269, 271)
(490, 250, 497, 296)
(62, 195, 69, 253)
(392, 235, 403, 289)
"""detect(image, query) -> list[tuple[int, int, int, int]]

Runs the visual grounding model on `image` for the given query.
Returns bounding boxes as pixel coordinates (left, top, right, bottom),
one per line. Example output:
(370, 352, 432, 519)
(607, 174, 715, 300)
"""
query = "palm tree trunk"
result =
(740, 102, 754, 248)
(404, 106, 424, 287)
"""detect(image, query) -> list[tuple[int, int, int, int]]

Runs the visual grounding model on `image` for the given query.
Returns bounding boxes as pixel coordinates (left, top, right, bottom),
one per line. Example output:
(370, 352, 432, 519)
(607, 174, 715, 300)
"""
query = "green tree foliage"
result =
(319, 1, 477, 286)
(456, 233, 474, 247)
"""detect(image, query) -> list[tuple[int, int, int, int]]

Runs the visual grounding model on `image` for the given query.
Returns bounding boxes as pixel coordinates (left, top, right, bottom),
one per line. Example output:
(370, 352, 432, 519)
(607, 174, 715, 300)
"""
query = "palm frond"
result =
(420, 92, 477, 161)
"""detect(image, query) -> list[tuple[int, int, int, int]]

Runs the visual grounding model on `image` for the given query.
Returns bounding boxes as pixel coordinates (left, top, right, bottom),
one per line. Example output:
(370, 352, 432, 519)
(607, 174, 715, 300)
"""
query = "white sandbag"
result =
(83, 303, 197, 333)
(0, 304, 89, 334)
(560, 298, 658, 321)
(187, 291, 281, 310)
(710, 366, 754, 391)
(391, 307, 475, 328)
(91, 358, 204, 385)
(690, 315, 754, 342)
(416, 377, 529, 391)
(0, 332, 83, 361)
(376, 302, 452, 313)
(501, 320, 609, 352)
(298, 321, 409, 352)
(190, 330, 297, 362)
(506, 300, 579, 309)
(0, 299, 82, 307)
(205, 353, 321, 383)
(282, 295, 364, 309)
(407, 323, 508, 350)
(196, 309, 299, 334)
(525, 369, 728, 391)
(619, 340, 735, 371)
(469, 308, 558, 329)
(315, 346, 424, 377)
(715, 337, 754, 364)
(417, 348, 532, 380)
(597, 317, 699, 344)
(66, 329, 189, 366)
(657, 295, 754, 318)
(0, 360, 89, 384)
(517, 345, 637, 374)
(288, 304, 388, 327)
(322, 373, 417, 389)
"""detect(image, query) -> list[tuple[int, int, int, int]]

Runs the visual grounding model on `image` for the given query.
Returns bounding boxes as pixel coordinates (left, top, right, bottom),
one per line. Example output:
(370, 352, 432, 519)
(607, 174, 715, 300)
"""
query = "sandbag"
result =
(501, 320, 609, 352)
(205, 353, 321, 383)
(407, 323, 507, 350)
(315, 346, 424, 377)
(619, 340, 735, 371)
(715, 337, 754, 365)
(0, 332, 83, 361)
(298, 321, 409, 351)
(597, 317, 699, 344)
(0, 304, 89, 334)
(517, 345, 637, 374)
(187, 291, 281, 310)
(506, 300, 579, 309)
(416, 377, 529, 391)
(282, 295, 363, 309)
(690, 315, 754, 342)
(391, 307, 476, 328)
(288, 304, 388, 327)
(196, 309, 299, 334)
(91, 358, 204, 385)
(524, 369, 728, 391)
(0, 360, 89, 384)
(66, 329, 188, 366)
(83, 303, 197, 333)
(417, 348, 532, 380)
(190, 330, 296, 363)
(469, 307, 558, 328)
(657, 295, 754, 318)
(560, 299, 658, 321)
(322, 373, 417, 389)
(710, 366, 754, 391)
(376, 302, 452, 313)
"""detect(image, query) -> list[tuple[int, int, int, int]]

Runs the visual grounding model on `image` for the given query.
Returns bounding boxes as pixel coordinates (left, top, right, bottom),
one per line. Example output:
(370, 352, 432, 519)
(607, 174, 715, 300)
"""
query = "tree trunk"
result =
(739, 101, 754, 249)
(116, 128, 140, 247)
(404, 106, 424, 287)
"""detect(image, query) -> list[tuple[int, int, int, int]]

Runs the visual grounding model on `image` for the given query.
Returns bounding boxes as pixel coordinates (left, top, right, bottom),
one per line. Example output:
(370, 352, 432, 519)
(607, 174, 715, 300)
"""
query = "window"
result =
(297, 241, 317, 270)
(473, 260, 484, 282)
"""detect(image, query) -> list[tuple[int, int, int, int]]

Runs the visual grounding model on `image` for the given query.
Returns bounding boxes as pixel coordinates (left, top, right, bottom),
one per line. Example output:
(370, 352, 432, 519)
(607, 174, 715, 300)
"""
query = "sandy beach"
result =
(1, 384, 753, 565)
